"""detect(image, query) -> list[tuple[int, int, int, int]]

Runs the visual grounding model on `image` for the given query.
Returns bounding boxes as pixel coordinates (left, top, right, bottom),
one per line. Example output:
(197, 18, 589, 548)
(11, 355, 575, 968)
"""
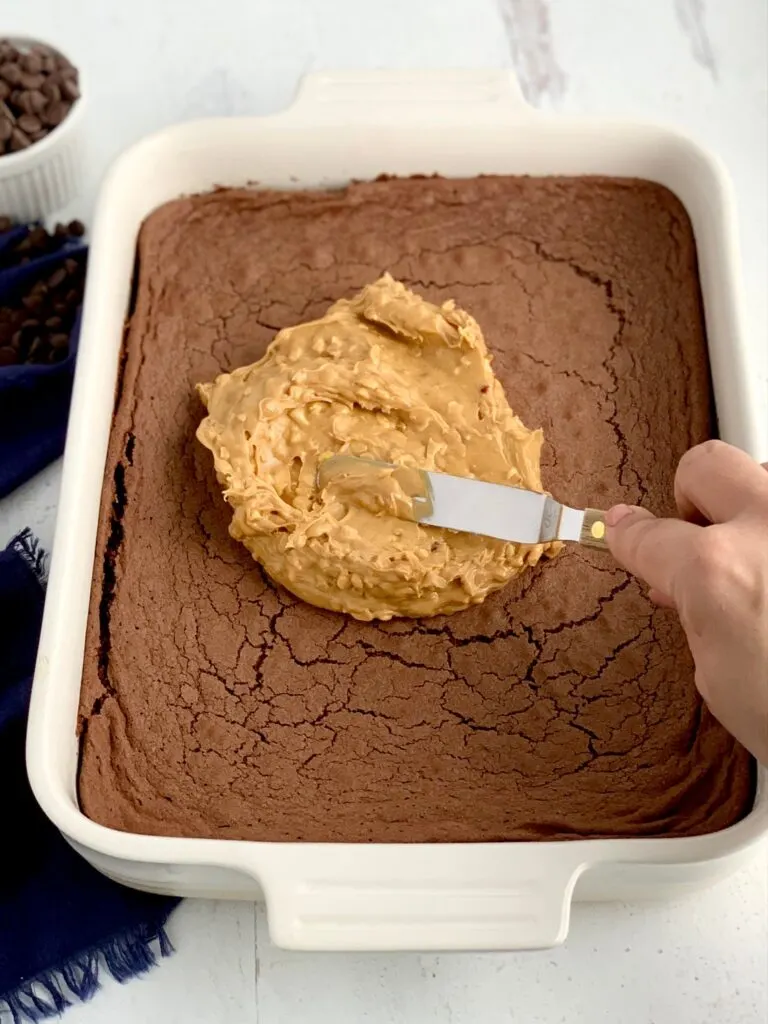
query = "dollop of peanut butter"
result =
(196, 275, 558, 620)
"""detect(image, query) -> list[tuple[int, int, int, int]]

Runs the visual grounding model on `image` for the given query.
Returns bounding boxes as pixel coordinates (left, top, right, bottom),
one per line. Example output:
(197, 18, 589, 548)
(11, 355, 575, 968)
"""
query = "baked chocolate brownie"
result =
(77, 177, 754, 841)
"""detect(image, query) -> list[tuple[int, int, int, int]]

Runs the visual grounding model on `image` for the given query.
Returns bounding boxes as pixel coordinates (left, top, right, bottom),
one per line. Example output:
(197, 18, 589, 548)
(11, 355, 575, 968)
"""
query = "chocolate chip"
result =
(0, 62, 23, 86)
(29, 129, 47, 143)
(9, 127, 30, 151)
(0, 345, 17, 366)
(0, 118, 11, 143)
(47, 267, 67, 289)
(43, 101, 68, 127)
(30, 89, 47, 113)
(61, 78, 80, 102)
(67, 220, 85, 238)
(40, 80, 60, 103)
(0, 215, 12, 232)
(21, 52, 43, 76)
(19, 72, 45, 91)
(28, 336, 45, 359)
(27, 226, 48, 247)
(45, 316, 63, 329)
(12, 90, 33, 114)
(49, 332, 69, 350)
(0, 80, 9, 101)
(17, 88, 48, 115)
(16, 113, 42, 135)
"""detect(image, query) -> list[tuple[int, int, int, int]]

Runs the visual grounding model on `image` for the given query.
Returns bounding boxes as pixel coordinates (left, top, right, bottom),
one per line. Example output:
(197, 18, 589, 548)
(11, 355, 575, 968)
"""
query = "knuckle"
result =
(697, 438, 730, 459)
(677, 439, 728, 479)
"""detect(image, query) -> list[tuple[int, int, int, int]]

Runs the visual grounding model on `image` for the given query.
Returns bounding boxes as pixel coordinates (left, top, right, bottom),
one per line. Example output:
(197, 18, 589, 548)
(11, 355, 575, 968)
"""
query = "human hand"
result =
(605, 440, 768, 764)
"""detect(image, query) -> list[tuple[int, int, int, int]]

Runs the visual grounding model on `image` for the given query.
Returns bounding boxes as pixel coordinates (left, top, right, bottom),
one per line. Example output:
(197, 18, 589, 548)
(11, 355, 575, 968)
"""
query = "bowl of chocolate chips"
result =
(0, 36, 86, 220)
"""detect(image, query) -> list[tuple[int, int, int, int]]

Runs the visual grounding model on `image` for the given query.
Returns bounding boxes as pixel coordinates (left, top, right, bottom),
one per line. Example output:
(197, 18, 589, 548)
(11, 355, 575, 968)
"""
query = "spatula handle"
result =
(579, 508, 608, 550)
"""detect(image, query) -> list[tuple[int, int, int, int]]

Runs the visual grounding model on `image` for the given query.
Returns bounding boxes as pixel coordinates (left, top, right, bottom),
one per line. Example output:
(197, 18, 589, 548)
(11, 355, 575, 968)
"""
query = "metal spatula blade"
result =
(318, 455, 608, 549)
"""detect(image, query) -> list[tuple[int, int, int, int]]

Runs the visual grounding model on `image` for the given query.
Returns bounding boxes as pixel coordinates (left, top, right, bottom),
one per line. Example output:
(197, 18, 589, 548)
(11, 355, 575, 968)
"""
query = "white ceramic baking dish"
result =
(26, 70, 768, 952)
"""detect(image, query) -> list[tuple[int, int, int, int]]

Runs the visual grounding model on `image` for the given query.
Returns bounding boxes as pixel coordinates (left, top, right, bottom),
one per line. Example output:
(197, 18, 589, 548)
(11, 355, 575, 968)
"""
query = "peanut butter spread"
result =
(196, 274, 559, 620)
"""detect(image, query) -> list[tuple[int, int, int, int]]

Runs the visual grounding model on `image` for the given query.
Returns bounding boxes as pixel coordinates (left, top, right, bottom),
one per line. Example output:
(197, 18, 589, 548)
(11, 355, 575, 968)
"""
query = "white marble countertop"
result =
(1, 1, 766, 1022)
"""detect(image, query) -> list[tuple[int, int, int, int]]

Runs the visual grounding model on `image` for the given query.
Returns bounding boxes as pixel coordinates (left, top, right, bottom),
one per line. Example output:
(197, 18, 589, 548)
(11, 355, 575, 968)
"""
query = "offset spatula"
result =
(318, 455, 608, 550)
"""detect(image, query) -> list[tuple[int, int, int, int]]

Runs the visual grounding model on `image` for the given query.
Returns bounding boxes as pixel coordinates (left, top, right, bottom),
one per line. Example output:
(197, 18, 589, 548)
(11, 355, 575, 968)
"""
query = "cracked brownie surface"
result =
(77, 176, 754, 841)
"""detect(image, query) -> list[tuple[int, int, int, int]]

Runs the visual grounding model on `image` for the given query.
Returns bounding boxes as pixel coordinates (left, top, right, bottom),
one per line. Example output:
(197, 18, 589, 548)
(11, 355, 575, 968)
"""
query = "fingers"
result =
(675, 441, 768, 525)
(605, 504, 701, 597)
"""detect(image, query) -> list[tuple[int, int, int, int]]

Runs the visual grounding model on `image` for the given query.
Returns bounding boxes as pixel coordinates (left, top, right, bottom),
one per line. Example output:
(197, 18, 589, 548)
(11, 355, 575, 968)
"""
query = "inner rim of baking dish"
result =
(73, 171, 756, 846)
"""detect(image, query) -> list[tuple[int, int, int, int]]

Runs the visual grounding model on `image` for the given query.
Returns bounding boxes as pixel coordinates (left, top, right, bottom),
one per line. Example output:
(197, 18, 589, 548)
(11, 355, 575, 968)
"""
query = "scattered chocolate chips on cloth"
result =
(0, 39, 80, 156)
(0, 217, 87, 498)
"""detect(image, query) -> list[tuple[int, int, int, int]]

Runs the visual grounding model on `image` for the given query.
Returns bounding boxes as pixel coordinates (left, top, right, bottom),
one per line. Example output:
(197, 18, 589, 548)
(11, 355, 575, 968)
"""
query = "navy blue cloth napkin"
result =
(0, 532, 180, 1019)
(0, 226, 181, 1021)
(0, 226, 84, 500)
(0, 531, 180, 1022)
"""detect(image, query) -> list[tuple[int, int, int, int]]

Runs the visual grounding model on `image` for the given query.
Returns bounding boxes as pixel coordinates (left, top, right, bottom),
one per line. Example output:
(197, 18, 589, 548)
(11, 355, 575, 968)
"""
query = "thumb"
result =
(605, 504, 702, 598)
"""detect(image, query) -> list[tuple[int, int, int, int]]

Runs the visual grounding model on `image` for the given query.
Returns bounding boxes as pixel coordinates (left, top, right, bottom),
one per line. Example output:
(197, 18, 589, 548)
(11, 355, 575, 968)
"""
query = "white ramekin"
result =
(0, 35, 86, 221)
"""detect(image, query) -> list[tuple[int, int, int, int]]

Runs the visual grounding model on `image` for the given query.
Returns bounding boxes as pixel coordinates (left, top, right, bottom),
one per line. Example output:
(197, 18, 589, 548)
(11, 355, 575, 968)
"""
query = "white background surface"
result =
(1, 1, 767, 1022)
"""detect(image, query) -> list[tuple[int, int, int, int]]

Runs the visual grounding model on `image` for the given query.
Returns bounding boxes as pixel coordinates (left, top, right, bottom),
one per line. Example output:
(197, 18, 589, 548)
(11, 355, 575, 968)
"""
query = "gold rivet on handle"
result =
(580, 508, 608, 549)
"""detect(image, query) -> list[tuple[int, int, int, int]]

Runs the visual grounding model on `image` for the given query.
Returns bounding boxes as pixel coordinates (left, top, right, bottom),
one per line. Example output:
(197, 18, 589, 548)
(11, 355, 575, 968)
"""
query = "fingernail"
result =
(605, 504, 635, 527)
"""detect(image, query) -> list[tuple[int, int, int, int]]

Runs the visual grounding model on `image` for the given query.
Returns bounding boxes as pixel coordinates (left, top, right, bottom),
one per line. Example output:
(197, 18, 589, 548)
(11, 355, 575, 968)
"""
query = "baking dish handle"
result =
(285, 70, 532, 125)
(254, 847, 587, 951)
